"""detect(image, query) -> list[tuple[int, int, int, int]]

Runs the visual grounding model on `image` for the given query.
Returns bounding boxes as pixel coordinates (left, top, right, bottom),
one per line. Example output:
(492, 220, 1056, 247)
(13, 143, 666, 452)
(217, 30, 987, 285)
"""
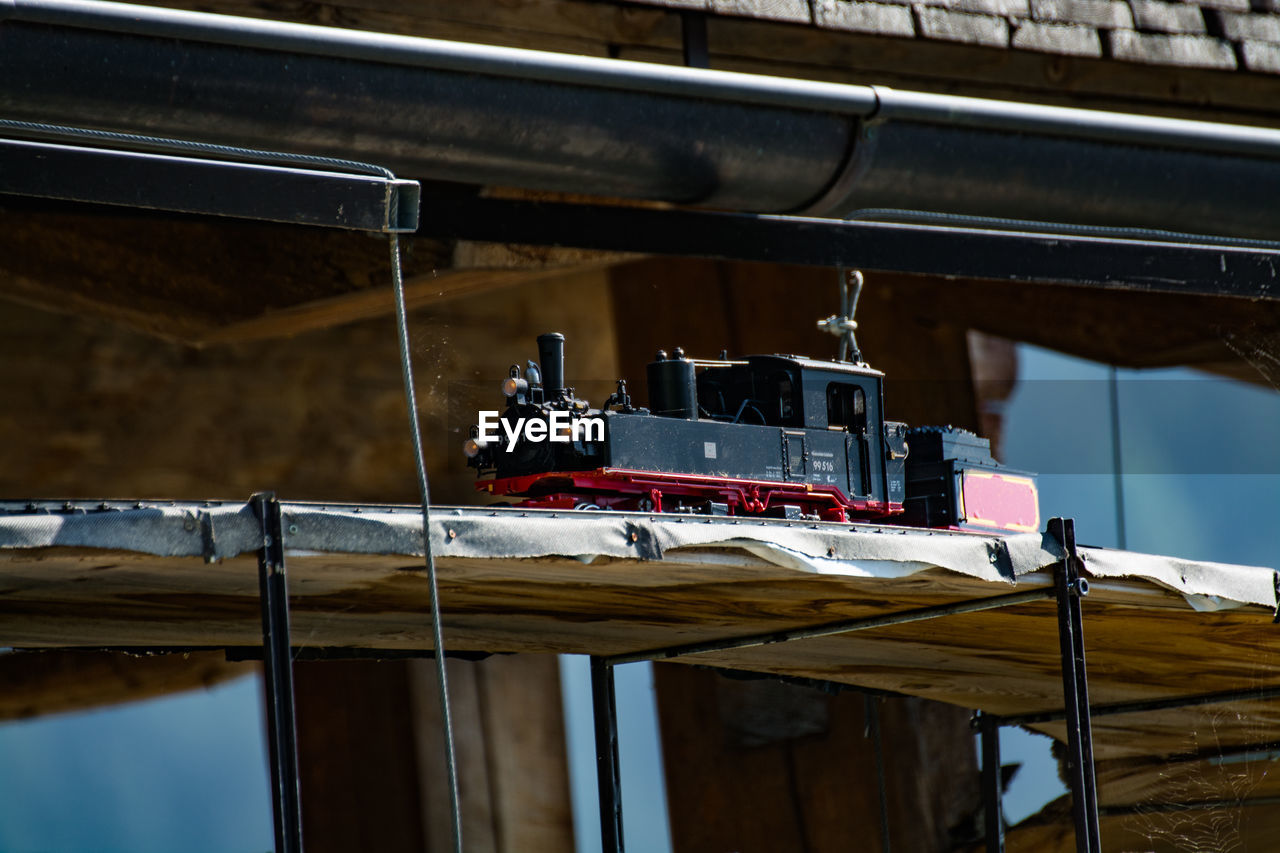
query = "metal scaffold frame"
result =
(588, 516, 1102, 853)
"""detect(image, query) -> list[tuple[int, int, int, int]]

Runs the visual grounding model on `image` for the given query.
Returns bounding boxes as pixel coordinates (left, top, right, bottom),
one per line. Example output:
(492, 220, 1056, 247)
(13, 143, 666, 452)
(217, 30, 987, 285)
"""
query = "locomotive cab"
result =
(634, 351, 907, 514)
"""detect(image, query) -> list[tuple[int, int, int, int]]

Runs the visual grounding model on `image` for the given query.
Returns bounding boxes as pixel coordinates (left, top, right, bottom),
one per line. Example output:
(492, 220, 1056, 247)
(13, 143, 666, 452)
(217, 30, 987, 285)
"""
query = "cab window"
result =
(827, 383, 866, 432)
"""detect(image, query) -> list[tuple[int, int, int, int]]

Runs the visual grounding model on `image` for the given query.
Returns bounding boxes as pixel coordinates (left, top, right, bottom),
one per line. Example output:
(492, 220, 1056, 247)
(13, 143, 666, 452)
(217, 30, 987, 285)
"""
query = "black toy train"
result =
(464, 333, 1040, 533)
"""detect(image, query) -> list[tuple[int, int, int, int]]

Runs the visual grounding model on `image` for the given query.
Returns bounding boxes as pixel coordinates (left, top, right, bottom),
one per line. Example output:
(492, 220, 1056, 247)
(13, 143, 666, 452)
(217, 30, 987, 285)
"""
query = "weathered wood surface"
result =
(0, 649, 253, 721)
(0, 198, 622, 345)
(655, 666, 984, 852)
(291, 654, 575, 853)
(409, 655, 576, 853)
(983, 723, 1280, 851)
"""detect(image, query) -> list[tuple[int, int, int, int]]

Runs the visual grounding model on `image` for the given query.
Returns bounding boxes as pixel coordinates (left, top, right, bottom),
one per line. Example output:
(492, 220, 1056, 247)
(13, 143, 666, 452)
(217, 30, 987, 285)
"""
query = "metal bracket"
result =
(1049, 517, 1101, 853)
(251, 492, 305, 853)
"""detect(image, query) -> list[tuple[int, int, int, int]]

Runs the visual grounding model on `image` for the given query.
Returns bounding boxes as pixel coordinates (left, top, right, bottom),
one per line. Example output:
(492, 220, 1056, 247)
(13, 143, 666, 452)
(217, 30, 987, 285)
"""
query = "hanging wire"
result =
(389, 234, 463, 853)
(0, 117, 395, 178)
(1109, 365, 1128, 551)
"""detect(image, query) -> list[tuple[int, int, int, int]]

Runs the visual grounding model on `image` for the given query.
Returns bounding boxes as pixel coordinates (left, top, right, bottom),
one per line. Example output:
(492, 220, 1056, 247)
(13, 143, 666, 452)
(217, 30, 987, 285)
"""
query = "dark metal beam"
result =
(603, 588, 1055, 666)
(992, 682, 1280, 727)
(252, 492, 305, 853)
(590, 657, 625, 853)
(418, 193, 1280, 300)
(0, 136, 419, 232)
(980, 714, 1005, 853)
(1050, 518, 1101, 853)
(1098, 795, 1280, 816)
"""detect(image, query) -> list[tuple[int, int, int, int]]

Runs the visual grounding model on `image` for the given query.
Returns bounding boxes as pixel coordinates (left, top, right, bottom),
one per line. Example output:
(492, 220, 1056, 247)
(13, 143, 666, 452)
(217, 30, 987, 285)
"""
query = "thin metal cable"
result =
(0, 117, 394, 178)
(1109, 366, 1128, 551)
(389, 233, 463, 853)
(846, 207, 1280, 251)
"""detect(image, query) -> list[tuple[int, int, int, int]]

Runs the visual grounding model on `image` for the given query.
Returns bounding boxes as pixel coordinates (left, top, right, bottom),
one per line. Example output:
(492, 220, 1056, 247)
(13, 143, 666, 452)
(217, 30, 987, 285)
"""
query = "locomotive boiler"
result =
(464, 332, 1039, 533)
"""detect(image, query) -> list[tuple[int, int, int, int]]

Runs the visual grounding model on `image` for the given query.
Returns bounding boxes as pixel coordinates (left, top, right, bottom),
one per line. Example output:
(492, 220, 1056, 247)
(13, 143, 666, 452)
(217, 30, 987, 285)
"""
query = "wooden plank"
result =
(408, 656, 576, 852)
(0, 649, 254, 721)
(1, 540, 1272, 759)
(655, 666, 983, 852)
(0, 199, 450, 342)
(293, 660, 428, 852)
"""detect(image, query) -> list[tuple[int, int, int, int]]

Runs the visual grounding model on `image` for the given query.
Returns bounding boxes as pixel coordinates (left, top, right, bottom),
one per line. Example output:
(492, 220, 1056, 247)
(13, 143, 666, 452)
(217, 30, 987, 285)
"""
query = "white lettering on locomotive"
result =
(477, 410, 605, 451)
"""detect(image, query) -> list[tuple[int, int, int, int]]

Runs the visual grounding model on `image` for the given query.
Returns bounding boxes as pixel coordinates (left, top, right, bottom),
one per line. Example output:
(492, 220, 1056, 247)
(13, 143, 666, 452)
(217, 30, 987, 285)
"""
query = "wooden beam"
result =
(293, 660, 429, 852)
(0, 649, 254, 721)
(292, 655, 575, 853)
(408, 656, 576, 852)
(654, 666, 983, 853)
(0, 197, 629, 345)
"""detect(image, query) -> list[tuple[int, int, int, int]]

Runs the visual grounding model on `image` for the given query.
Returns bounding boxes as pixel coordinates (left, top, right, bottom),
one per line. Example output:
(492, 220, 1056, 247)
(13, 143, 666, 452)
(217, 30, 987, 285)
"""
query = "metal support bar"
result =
(251, 492, 304, 853)
(992, 682, 1280, 727)
(418, 191, 1280, 301)
(1050, 517, 1101, 853)
(979, 714, 1005, 853)
(866, 696, 892, 853)
(590, 657, 624, 853)
(1099, 795, 1280, 816)
(603, 588, 1054, 666)
(0, 136, 420, 232)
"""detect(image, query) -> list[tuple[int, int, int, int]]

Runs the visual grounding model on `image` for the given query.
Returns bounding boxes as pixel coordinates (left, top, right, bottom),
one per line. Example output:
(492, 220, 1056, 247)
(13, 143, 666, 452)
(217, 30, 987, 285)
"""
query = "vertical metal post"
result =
(681, 11, 710, 69)
(979, 713, 1005, 853)
(865, 695, 892, 853)
(252, 492, 304, 853)
(1049, 517, 1101, 853)
(590, 656, 625, 853)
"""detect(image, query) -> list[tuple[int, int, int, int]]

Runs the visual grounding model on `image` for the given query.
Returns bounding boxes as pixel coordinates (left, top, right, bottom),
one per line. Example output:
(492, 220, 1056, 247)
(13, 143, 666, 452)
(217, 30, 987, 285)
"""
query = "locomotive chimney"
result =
(537, 332, 566, 398)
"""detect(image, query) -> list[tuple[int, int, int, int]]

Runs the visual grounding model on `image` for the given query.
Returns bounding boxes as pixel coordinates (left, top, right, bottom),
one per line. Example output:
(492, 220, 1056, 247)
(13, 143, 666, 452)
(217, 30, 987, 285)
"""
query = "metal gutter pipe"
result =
(5, 0, 1280, 239)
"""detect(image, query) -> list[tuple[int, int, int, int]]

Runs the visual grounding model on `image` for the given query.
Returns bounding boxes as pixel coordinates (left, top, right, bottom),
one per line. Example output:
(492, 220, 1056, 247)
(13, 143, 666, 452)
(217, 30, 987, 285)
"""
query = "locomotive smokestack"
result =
(537, 332, 566, 398)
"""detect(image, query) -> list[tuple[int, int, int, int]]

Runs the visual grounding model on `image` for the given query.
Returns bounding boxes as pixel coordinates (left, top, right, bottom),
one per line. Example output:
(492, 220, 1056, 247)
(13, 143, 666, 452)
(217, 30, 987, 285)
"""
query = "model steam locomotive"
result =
(463, 333, 1040, 533)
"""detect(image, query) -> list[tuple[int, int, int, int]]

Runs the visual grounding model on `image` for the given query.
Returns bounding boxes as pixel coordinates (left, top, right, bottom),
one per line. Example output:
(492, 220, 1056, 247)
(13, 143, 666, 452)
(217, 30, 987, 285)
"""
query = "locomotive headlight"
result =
(463, 437, 484, 458)
(502, 376, 528, 397)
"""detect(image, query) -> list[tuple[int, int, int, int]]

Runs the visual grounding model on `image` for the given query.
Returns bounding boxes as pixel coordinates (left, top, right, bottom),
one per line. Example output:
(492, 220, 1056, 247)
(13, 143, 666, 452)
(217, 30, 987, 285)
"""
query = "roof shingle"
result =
(814, 0, 917, 35)
(1109, 28, 1239, 65)
(1012, 19, 1105, 53)
(915, 5, 1012, 44)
